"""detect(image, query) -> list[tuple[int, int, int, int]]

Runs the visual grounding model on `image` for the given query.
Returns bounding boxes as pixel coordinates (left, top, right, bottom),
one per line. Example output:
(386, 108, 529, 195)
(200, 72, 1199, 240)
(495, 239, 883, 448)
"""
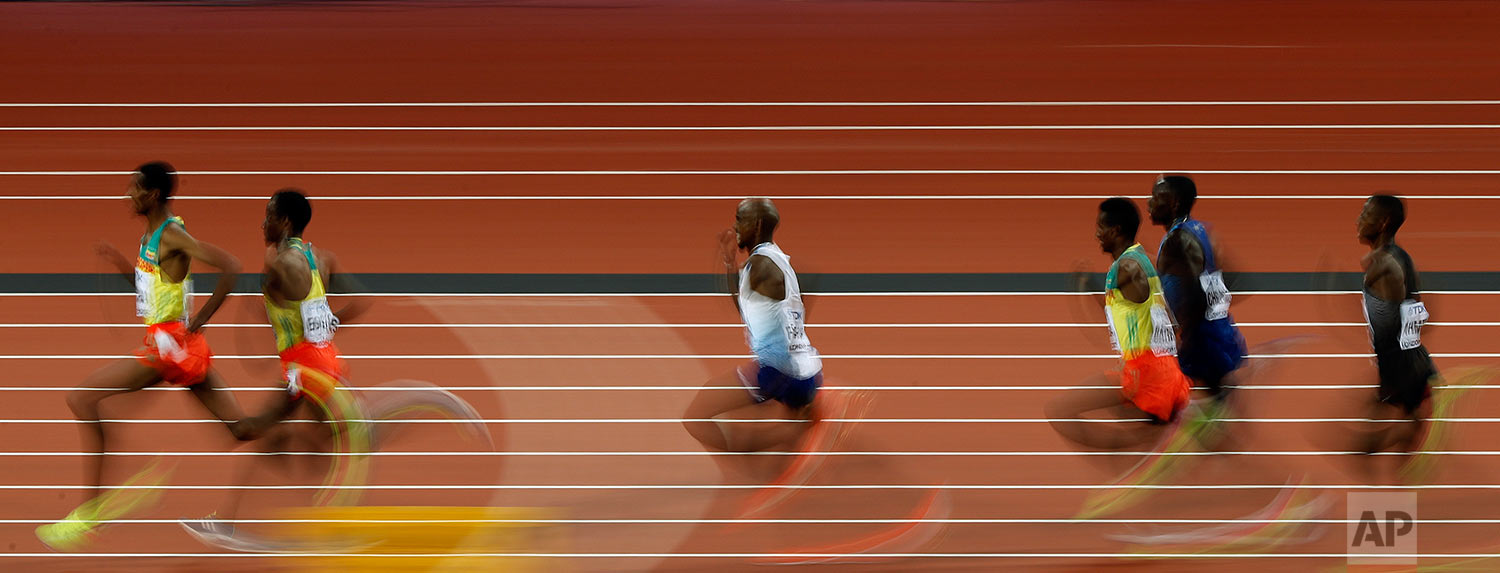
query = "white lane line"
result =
(0, 552, 1489, 559)
(0, 450, 1491, 457)
(0, 321, 1493, 328)
(0, 291, 1491, 301)
(2, 517, 1494, 525)
(2, 99, 1500, 107)
(0, 353, 1494, 359)
(0, 417, 1489, 424)
(3, 169, 1500, 177)
(5, 384, 1496, 392)
(3, 194, 1500, 201)
(1, 292, 1494, 299)
(6, 123, 1500, 131)
(0, 483, 1495, 491)
(1070, 44, 1305, 49)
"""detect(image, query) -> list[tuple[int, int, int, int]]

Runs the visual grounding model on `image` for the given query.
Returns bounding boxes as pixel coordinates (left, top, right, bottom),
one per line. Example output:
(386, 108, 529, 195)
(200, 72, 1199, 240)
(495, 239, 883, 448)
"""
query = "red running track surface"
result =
(1, 1, 1499, 571)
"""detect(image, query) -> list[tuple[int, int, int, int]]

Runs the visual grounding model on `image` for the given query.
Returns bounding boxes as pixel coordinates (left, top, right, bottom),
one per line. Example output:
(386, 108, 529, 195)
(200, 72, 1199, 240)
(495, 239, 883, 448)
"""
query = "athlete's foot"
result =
(181, 513, 236, 542)
(1076, 414, 1197, 519)
(1347, 446, 1384, 484)
(1187, 397, 1234, 452)
(810, 389, 875, 444)
(734, 389, 874, 519)
(1109, 480, 1334, 551)
(751, 487, 952, 565)
(1396, 427, 1438, 485)
(35, 514, 99, 552)
(37, 460, 174, 552)
(35, 496, 111, 553)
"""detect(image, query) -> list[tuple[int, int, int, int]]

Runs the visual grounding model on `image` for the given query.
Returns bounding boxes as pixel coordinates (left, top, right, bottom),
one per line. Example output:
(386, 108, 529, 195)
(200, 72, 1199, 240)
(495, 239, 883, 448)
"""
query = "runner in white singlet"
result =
(683, 199, 869, 513)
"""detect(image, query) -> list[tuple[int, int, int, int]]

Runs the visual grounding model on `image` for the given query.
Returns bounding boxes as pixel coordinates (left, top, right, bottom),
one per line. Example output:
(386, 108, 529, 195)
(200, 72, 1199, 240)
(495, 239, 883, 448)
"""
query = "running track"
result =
(2, 1, 1500, 571)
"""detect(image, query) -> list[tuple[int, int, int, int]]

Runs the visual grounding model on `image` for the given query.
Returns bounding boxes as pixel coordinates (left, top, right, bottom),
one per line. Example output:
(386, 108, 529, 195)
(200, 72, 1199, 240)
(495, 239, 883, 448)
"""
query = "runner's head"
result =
(264, 188, 312, 245)
(1148, 174, 1197, 226)
(1358, 194, 1405, 246)
(1096, 197, 1141, 255)
(735, 197, 780, 250)
(128, 161, 176, 216)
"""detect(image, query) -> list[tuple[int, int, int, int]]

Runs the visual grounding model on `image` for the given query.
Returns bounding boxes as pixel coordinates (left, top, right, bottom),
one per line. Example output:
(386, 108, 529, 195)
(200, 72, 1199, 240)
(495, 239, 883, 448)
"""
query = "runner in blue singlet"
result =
(1147, 175, 1248, 402)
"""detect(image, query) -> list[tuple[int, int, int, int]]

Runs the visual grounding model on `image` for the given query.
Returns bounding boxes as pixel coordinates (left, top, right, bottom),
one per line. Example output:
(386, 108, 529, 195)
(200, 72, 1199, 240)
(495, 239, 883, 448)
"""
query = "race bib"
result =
(285, 367, 303, 397)
(134, 268, 151, 317)
(153, 329, 187, 362)
(1399, 300, 1428, 351)
(1104, 311, 1121, 352)
(783, 306, 812, 353)
(1149, 305, 1177, 356)
(1199, 270, 1231, 321)
(300, 298, 338, 344)
(181, 278, 193, 320)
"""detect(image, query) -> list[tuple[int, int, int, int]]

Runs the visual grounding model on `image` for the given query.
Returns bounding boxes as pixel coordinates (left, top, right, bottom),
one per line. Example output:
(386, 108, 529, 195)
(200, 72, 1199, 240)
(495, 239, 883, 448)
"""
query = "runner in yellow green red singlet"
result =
(37, 162, 254, 551)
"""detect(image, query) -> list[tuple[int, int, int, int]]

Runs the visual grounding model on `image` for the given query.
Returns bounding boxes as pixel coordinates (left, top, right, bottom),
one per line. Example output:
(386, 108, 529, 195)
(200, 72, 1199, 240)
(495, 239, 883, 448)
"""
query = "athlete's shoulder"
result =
(1362, 249, 1406, 289)
(746, 253, 783, 277)
(273, 245, 307, 267)
(1361, 247, 1398, 273)
(1170, 221, 1206, 247)
(1158, 226, 1191, 255)
(745, 254, 785, 299)
(1388, 243, 1418, 267)
(1117, 252, 1146, 277)
(155, 219, 196, 250)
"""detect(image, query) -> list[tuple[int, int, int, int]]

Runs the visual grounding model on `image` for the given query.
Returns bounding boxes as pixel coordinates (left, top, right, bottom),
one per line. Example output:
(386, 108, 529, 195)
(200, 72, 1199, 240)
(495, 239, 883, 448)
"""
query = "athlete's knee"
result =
(682, 418, 709, 440)
(65, 389, 100, 418)
(1043, 394, 1075, 419)
(683, 419, 727, 450)
(226, 419, 258, 441)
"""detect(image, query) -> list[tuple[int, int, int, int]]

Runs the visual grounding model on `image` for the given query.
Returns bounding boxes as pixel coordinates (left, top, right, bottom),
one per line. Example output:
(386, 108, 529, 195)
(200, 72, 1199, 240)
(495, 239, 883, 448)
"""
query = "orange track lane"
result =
(4, 196, 1498, 273)
(4, 1, 1500, 572)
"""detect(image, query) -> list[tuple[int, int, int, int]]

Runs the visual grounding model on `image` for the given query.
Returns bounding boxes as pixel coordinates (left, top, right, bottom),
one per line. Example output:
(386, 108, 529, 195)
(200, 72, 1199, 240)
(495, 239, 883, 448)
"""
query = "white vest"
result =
(737, 243, 821, 378)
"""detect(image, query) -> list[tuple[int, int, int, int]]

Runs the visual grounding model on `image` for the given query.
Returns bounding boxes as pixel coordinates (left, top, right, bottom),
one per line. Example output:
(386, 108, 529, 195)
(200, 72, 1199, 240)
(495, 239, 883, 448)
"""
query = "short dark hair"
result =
(1155, 174, 1197, 217)
(136, 162, 177, 199)
(1368, 194, 1406, 235)
(1099, 197, 1141, 241)
(271, 188, 312, 235)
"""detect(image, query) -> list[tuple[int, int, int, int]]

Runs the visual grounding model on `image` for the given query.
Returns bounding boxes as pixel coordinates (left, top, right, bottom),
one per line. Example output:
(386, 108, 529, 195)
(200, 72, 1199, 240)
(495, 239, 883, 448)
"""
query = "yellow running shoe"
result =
(35, 505, 100, 552)
(36, 457, 174, 551)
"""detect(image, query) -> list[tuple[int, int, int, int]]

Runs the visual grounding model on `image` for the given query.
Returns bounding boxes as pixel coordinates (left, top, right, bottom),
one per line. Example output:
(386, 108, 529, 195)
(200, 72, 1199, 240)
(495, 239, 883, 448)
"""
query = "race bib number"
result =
(134, 268, 151, 317)
(1399, 300, 1428, 351)
(285, 367, 303, 397)
(300, 298, 338, 344)
(783, 308, 809, 352)
(1104, 311, 1121, 352)
(181, 278, 194, 320)
(153, 329, 187, 362)
(1199, 270, 1231, 321)
(1149, 305, 1177, 356)
(783, 308, 806, 340)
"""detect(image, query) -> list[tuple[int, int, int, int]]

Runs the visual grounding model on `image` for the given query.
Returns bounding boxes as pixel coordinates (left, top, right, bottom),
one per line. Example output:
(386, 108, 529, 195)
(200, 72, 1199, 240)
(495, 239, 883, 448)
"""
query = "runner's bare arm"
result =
(1066, 260, 1108, 350)
(93, 242, 134, 285)
(1363, 251, 1406, 302)
(746, 255, 786, 301)
(160, 226, 241, 332)
(719, 229, 741, 312)
(322, 249, 371, 324)
(1069, 258, 1107, 308)
(1207, 225, 1252, 304)
(1177, 231, 1209, 344)
(1118, 257, 1150, 304)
